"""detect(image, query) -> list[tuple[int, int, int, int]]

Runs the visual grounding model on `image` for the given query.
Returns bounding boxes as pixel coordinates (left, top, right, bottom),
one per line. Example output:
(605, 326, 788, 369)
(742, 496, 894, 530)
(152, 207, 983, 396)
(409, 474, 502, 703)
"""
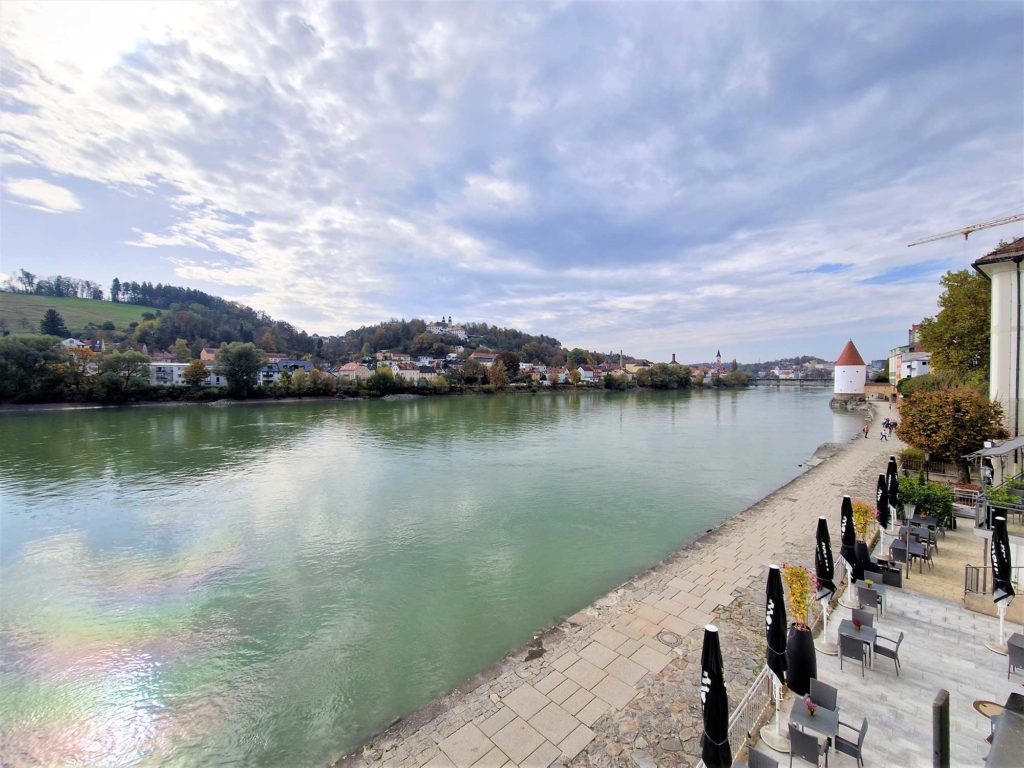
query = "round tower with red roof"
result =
(833, 340, 867, 401)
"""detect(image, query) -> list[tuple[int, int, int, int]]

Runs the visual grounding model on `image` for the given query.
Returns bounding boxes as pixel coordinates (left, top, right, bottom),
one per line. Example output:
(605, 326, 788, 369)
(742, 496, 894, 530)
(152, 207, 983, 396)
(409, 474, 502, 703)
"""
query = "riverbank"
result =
(338, 402, 895, 768)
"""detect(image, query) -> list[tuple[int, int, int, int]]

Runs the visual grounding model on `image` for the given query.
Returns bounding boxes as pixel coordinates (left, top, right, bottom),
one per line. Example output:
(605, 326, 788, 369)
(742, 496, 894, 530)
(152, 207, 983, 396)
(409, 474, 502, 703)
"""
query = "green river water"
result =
(0, 388, 861, 766)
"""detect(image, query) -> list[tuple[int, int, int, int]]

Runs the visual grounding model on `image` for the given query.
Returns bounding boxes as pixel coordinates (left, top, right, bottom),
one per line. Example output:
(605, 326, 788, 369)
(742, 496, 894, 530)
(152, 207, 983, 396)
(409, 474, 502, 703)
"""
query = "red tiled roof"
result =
(835, 340, 865, 366)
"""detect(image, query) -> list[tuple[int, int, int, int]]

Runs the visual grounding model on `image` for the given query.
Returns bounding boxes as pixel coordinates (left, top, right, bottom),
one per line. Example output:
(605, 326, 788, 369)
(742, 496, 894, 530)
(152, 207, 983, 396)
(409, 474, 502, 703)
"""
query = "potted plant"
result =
(782, 564, 817, 696)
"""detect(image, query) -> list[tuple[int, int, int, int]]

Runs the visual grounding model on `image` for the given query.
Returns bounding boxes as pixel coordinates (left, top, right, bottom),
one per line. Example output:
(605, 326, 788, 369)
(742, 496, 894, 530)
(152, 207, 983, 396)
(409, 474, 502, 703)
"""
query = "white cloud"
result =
(3, 178, 82, 214)
(0, 1, 1020, 361)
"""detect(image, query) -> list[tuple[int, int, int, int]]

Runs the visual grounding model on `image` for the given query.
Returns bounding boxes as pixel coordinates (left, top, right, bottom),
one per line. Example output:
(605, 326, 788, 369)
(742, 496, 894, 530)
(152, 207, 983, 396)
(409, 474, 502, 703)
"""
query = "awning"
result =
(965, 436, 1024, 459)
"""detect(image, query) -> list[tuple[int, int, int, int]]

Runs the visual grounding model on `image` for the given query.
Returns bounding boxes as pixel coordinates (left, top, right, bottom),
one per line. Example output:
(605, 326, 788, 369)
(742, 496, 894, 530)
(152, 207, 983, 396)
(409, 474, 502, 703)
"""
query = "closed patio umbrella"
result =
(876, 472, 890, 555)
(840, 495, 858, 584)
(700, 625, 732, 768)
(987, 516, 1016, 654)
(762, 565, 788, 746)
(886, 455, 900, 519)
(814, 517, 838, 656)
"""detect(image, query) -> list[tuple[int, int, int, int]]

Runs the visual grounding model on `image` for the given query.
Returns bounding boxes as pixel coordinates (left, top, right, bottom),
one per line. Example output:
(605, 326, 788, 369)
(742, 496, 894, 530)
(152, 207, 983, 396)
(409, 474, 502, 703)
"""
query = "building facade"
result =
(833, 339, 866, 401)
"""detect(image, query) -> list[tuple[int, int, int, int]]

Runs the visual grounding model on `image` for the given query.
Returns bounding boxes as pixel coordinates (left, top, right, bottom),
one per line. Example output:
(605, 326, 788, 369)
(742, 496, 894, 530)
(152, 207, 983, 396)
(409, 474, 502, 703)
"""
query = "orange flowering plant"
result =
(852, 500, 875, 540)
(782, 563, 815, 629)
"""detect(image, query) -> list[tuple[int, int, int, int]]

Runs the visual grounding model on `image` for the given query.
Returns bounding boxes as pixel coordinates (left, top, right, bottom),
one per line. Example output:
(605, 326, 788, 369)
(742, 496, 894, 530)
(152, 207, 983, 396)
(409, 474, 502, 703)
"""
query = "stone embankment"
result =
(339, 404, 899, 768)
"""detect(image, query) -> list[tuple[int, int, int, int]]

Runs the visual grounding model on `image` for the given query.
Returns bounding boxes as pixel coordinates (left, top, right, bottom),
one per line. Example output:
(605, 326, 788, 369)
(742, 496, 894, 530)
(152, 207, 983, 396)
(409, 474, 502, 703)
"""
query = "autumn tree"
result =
(897, 388, 1008, 479)
(918, 269, 990, 390)
(171, 338, 192, 362)
(487, 359, 508, 389)
(568, 369, 582, 387)
(461, 358, 487, 385)
(217, 342, 264, 398)
(39, 309, 69, 337)
(567, 348, 590, 368)
(183, 360, 210, 387)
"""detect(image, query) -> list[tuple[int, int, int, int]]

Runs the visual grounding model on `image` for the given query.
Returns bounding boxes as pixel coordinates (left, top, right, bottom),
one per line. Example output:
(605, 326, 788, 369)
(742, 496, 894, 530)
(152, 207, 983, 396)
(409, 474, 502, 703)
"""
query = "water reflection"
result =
(0, 389, 862, 767)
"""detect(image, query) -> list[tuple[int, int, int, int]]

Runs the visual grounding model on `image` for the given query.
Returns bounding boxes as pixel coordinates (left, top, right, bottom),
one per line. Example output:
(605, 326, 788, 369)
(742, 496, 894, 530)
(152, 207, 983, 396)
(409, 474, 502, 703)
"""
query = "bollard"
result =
(932, 689, 950, 768)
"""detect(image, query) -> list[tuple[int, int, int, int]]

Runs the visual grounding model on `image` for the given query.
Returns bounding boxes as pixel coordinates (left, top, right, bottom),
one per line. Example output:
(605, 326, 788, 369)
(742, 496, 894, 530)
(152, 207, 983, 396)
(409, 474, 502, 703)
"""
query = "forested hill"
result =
(2, 271, 573, 364)
(334, 320, 566, 365)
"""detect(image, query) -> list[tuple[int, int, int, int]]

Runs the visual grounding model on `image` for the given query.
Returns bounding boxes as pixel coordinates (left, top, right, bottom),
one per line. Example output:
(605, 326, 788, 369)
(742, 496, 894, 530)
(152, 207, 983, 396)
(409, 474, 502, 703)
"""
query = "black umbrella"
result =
(876, 472, 890, 530)
(886, 455, 900, 519)
(700, 625, 732, 768)
(765, 565, 788, 681)
(992, 516, 1016, 606)
(815, 517, 836, 598)
(840, 495, 857, 574)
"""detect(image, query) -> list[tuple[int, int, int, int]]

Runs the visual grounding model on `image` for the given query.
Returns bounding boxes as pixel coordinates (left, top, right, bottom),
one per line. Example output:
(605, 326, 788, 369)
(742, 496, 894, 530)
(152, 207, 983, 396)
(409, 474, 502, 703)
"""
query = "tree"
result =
(217, 342, 264, 397)
(568, 369, 582, 387)
(495, 351, 520, 376)
(917, 269, 990, 390)
(258, 329, 277, 353)
(897, 388, 1008, 479)
(99, 351, 151, 393)
(111, 277, 121, 303)
(183, 360, 210, 387)
(567, 348, 590, 368)
(171, 338, 192, 362)
(361, 342, 372, 358)
(461, 358, 487, 385)
(40, 309, 69, 337)
(0, 335, 67, 401)
(17, 269, 36, 294)
(487, 359, 508, 389)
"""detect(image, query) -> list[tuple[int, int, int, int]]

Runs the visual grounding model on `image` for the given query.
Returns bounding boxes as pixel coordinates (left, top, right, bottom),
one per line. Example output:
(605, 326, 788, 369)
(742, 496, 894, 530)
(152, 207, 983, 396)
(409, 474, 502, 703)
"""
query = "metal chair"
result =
(862, 569, 885, 585)
(788, 723, 828, 767)
(834, 718, 868, 768)
(857, 586, 883, 617)
(839, 633, 867, 676)
(1008, 641, 1024, 679)
(748, 746, 780, 768)
(851, 608, 874, 627)
(809, 678, 838, 715)
(873, 631, 904, 676)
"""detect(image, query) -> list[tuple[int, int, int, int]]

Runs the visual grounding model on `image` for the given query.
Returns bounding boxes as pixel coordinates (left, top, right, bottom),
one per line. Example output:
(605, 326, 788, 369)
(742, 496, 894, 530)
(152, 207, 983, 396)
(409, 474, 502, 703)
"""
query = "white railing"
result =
(695, 665, 774, 768)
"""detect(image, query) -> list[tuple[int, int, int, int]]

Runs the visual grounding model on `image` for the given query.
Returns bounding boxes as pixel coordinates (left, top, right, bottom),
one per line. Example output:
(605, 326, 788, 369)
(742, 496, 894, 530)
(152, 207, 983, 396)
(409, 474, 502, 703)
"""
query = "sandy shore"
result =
(336, 402, 897, 768)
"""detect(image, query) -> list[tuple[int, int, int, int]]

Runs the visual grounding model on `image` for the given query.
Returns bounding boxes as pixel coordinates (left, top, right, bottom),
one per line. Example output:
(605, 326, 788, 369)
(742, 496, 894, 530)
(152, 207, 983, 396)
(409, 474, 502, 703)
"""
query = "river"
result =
(0, 388, 862, 767)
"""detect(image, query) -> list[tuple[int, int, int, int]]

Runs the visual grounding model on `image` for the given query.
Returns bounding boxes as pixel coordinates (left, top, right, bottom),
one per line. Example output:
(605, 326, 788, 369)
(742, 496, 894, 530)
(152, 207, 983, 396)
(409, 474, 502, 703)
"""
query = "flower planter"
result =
(785, 623, 817, 696)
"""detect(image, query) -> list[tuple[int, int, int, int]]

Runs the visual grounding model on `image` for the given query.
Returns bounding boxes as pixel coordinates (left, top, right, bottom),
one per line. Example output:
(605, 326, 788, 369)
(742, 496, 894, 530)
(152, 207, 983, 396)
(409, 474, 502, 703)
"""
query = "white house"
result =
(975, 238, 1024, 435)
(61, 338, 88, 349)
(899, 351, 931, 381)
(833, 340, 866, 401)
(149, 363, 228, 388)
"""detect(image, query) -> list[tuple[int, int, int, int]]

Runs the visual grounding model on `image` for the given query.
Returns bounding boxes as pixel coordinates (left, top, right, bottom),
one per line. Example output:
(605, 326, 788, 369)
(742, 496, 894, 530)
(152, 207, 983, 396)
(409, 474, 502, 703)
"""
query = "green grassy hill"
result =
(0, 293, 159, 334)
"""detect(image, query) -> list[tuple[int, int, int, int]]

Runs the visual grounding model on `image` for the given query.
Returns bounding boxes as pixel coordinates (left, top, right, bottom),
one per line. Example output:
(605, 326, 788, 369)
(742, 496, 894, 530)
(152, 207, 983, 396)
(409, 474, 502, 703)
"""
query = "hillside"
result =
(0, 293, 159, 334)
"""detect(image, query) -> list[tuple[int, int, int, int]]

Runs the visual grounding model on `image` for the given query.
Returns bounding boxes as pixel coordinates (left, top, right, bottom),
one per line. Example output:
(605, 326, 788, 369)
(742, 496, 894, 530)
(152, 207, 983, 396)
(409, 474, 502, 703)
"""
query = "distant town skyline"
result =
(1, 1, 1021, 363)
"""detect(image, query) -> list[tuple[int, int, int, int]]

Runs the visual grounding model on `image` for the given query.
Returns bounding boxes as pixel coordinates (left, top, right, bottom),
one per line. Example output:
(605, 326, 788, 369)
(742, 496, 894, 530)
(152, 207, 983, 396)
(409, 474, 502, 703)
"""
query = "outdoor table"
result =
(789, 698, 840, 740)
(838, 618, 876, 664)
(985, 692, 1024, 767)
(891, 539, 927, 572)
(1008, 632, 1024, 652)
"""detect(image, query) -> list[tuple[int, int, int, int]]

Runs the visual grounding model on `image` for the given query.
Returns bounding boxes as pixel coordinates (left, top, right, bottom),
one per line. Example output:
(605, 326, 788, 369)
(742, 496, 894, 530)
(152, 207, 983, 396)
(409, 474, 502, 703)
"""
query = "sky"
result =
(1, 1, 1022, 363)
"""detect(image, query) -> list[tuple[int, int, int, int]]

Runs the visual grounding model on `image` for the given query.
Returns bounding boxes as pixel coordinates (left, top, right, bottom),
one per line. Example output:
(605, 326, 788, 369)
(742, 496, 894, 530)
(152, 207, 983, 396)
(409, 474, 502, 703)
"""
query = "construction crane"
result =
(907, 212, 1024, 247)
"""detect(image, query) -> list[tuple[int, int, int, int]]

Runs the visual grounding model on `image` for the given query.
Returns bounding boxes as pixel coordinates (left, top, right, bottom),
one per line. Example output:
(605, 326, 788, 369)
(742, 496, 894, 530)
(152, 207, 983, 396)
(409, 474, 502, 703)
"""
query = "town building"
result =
(468, 351, 498, 367)
(200, 347, 220, 362)
(899, 351, 931, 381)
(335, 362, 372, 381)
(888, 325, 927, 386)
(833, 339, 866, 401)
(974, 237, 1024, 435)
(149, 362, 228, 388)
(426, 319, 468, 341)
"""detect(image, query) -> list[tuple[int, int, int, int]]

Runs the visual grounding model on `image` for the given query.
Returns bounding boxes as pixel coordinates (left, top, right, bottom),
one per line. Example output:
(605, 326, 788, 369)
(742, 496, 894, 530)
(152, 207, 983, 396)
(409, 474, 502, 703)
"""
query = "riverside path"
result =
(340, 404, 896, 768)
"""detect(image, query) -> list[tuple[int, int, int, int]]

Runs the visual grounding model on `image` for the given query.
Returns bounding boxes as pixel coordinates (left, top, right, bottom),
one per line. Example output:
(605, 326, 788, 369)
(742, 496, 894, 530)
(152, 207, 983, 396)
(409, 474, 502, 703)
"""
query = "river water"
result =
(0, 388, 861, 766)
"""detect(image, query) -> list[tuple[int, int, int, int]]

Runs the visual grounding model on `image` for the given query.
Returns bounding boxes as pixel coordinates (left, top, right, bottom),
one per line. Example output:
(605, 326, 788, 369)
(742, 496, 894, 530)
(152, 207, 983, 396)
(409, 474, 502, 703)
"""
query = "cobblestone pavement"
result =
(339, 404, 896, 768)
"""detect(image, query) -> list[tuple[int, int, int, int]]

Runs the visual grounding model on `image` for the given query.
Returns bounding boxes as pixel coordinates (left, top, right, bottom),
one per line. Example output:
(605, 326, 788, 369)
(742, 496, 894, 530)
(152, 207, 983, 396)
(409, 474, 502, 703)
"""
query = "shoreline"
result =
(335, 404, 882, 767)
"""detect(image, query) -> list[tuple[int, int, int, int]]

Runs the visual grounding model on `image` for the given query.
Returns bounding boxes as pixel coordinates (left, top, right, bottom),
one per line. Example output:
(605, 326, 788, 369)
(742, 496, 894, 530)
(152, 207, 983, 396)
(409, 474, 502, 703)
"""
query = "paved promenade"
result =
(343, 404, 895, 768)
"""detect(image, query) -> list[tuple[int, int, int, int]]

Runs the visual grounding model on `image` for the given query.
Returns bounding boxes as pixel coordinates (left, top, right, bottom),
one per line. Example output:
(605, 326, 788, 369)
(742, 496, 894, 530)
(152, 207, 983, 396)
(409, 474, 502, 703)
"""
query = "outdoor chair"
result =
(747, 747, 780, 768)
(788, 723, 828, 768)
(857, 586, 883, 617)
(1009, 641, 1024, 679)
(873, 631, 904, 676)
(839, 633, 867, 677)
(835, 717, 868, 768)
(863, 568, 885, 585)
(808, 678, 839, 728)
(851, 608, 874, 627)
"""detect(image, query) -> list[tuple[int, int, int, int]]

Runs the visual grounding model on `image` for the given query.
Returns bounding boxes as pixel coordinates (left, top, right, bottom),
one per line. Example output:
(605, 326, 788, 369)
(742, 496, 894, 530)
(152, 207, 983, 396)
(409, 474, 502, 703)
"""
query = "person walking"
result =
(863, 424, 870, 439)
(880, 428, 888, 441)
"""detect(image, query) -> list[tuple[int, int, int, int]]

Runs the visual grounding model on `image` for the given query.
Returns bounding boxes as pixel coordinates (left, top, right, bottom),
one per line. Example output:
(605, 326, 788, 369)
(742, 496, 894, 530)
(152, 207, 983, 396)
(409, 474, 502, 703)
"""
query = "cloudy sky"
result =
(1, 1, 1021, 362)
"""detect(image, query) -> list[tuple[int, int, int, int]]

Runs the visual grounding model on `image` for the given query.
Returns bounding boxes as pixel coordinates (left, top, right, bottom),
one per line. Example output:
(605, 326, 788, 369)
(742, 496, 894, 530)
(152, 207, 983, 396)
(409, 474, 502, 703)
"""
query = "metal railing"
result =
(695, 666, 775, 768)
(964, 564, 1024, 596)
